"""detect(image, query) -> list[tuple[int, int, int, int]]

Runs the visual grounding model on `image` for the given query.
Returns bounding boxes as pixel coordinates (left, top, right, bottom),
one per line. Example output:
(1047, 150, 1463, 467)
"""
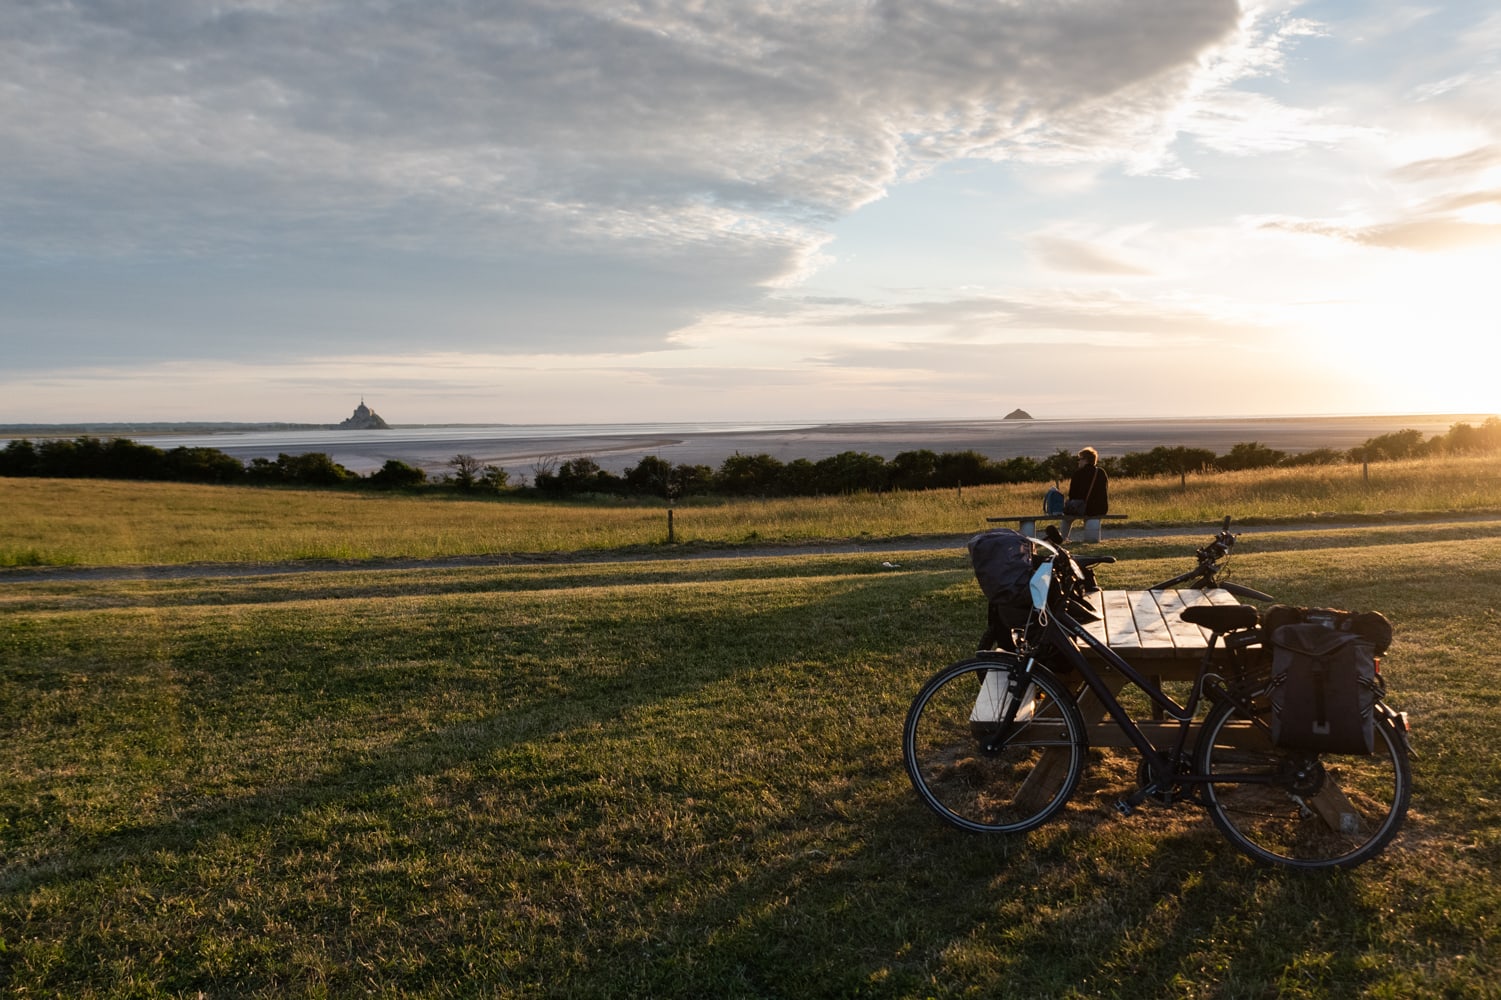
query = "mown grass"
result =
(4, 453, 1501, 566)
(3, 518, 1499, 997)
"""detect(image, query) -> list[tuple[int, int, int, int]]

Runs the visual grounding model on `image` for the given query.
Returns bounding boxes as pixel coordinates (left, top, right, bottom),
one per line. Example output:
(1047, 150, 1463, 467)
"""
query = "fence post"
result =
(667, 508, 675, 543)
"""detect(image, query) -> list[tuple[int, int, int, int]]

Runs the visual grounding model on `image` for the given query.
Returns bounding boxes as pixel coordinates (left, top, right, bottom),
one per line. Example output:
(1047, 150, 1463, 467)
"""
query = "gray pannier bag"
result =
(1268, 622, 1382, 754)
(967, 529, 1037, 652)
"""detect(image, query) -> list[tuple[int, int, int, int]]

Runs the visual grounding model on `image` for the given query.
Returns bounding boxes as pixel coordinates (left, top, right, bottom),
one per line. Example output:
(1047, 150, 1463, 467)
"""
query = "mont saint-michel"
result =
(337, 400, 389, 431)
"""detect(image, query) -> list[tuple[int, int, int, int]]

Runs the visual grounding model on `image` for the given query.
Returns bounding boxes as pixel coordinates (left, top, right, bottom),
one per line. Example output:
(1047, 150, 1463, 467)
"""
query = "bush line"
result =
(2, 418, 1498, 499)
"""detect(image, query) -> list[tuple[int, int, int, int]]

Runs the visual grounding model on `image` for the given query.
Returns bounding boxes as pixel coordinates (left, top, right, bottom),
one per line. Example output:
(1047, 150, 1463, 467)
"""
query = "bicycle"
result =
(903, 535, 1412, 869)
(1151, 515, 1275, 602)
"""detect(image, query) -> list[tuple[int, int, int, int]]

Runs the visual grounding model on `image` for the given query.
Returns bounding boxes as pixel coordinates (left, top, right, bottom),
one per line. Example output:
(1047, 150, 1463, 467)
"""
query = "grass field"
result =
(2, 473, 1500, 997)
(3, 453, 1501, 567)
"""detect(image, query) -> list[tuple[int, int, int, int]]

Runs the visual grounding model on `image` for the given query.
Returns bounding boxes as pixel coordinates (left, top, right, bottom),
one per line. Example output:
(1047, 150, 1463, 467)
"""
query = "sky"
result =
(2, 0, 1498, 425)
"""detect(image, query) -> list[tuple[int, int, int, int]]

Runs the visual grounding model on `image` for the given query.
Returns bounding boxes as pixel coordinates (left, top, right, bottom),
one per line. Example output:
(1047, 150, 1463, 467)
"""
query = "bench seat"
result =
(986, 513, 1127, 543)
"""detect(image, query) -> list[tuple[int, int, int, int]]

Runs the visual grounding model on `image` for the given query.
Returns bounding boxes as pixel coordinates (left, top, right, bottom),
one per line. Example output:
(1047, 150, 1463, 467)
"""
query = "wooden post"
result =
(667, 508, 675, 543)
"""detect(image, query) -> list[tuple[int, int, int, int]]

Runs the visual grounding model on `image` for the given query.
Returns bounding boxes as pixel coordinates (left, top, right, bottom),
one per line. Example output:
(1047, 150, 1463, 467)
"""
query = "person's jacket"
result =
(1068, 465, 1109, 516)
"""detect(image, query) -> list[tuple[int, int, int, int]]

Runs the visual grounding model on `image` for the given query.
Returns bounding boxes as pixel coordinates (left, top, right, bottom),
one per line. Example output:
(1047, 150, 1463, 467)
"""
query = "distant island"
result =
(337, 400, 389, 430)
(1004, 408, 1033, 420)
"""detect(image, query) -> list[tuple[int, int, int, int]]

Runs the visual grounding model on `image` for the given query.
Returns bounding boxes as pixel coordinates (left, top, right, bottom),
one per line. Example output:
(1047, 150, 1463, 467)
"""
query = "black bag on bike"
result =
(1261, 604, 1392, 653)
(1268, 622, 1381, 755)
(968, 529, 1037, 652)
(967, 529, 1036, 604)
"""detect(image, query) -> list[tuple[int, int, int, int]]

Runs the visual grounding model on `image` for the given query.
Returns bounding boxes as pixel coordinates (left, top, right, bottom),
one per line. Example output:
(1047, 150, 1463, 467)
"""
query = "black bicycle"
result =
(1151, 516, 1275, 602)
(903, 536, 1411, 869)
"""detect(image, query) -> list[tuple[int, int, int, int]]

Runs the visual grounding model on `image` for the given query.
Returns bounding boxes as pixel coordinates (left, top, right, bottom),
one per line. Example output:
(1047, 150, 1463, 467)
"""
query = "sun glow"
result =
(1293, 243, 1499, 413)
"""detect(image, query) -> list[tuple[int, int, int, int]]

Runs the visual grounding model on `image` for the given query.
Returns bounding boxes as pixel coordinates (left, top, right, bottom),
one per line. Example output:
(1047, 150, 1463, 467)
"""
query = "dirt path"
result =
(6, 513, 1499, 585)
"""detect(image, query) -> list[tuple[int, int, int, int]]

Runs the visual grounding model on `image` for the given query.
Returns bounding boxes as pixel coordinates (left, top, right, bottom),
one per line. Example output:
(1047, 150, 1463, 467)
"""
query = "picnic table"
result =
(1008, 585, 1374, 834)
(1070, 587, 1248, 748)
(1023, 587, 1366, 833)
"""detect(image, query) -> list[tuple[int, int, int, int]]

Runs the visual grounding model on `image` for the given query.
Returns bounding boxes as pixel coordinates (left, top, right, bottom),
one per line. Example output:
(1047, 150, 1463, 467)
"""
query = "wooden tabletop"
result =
(1077, 588, 1248, 664)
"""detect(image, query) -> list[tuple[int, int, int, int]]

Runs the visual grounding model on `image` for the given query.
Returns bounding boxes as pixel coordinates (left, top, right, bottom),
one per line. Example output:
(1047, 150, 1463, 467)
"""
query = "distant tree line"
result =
(3, 418, 1498, 498)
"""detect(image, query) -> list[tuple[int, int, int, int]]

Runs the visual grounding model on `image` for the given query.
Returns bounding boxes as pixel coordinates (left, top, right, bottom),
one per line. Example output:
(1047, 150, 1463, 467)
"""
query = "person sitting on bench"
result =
(1062, 447, 1109, 541)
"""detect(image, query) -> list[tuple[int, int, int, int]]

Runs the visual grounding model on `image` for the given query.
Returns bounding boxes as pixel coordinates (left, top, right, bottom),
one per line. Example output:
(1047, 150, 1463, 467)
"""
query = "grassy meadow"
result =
(3, 452, 1501, 567)
(2, 463, 1501, 997)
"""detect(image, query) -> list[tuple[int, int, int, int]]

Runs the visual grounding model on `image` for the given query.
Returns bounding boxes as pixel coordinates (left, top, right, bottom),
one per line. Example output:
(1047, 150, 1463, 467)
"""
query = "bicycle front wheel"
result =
(903, 655, 1086, 834)
(1197, 688, 1410, 869)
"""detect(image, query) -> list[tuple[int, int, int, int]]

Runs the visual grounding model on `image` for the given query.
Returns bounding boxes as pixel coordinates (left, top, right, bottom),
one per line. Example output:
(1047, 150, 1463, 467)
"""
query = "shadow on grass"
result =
(0, 562, 1415, 998)
(556, 763, 1375, 999)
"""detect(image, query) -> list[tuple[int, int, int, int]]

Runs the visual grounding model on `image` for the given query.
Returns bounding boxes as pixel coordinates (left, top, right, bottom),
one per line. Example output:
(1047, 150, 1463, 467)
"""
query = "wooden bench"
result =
(986, 512, 1128, 543)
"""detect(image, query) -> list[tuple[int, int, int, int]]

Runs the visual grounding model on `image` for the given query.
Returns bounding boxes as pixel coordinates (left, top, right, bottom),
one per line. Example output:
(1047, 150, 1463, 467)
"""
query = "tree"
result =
(669, 463, 715, 498)
(813, 451, 888, 494)
(554, 457, 618, 494)
(716, 452, 786, 496)
(777, 458, 817, 496)
(994, 455, 1049, 484)
(369, 459, 427, 488)
(1443, 418, 1501, 454)
(0, 439, 39, 476)
(1216, 441, 1286, 472)
(889, 449, 939, 491)
(448, 453, 484, 490)
(624, 455, 675, 498)
(162, 446, 245, 483)
(1283, 448, 1347, 467)
(530, 455, 559, 492)
(1358, 429, 1426, 462)
(247, 452, 355, 485)
(935, 450, 992, 489)
(1043, 448, 1078, 483)
(282, 452, 356, 485)
(480, 465, 510, 491)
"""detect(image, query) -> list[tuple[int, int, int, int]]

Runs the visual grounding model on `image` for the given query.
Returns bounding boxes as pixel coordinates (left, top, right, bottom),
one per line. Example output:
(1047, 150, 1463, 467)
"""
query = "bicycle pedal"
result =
(1114, 799, 1136, 817)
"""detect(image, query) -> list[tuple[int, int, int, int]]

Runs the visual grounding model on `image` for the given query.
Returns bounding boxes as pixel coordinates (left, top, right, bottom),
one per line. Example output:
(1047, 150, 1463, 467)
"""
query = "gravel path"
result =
(6, 513, 1499, 585)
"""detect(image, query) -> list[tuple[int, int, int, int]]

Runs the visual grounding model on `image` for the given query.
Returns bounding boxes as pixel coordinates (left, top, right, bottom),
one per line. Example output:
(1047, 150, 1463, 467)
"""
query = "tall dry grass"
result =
(3, 453, 1499, 566)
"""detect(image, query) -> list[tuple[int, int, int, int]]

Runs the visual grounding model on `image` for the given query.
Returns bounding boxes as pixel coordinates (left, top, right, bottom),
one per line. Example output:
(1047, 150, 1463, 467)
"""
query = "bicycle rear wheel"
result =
(903, 655, 1086, 834)
(1196, 688, 1410, 869)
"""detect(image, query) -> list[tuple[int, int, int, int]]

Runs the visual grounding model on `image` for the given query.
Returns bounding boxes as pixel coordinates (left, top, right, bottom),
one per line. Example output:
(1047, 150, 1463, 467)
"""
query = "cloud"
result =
(1261, 216, 1501, 252)
(0, 0, 1287, 375)
(789, 288, 1271, 347)
(1390, 146, 1501, 184)
(1250, 129, 1501, 254)
(1028, 234, 1153, 276)
(1, 2, 1241, 260)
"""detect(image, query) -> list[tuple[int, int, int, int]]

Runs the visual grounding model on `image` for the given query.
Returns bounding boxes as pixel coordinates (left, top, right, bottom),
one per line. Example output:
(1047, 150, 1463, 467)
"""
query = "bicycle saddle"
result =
(1180, 604, 1259, 633)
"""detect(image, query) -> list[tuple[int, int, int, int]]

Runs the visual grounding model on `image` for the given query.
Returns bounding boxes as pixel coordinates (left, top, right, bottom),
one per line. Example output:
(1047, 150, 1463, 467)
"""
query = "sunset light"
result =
(1, 1, 1497, 423)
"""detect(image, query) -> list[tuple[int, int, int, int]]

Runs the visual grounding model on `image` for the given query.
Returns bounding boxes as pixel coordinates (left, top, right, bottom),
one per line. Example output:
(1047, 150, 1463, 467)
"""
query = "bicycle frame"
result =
(1025, 589, 1277, 800)
(909, 531, 1412, 867)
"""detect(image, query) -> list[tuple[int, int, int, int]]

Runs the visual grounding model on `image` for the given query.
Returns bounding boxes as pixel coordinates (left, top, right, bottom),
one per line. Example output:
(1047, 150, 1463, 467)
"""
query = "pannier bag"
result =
(967, 529, 1036, 605)
(1268, 622, 1381, 755)
(968, 529, 1038, 652)
(1261, 604, 1392, 654)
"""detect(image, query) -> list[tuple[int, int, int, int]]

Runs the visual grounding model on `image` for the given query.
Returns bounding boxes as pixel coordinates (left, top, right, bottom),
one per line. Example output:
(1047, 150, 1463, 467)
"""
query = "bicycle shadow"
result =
(551, 789, 1375, 998)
